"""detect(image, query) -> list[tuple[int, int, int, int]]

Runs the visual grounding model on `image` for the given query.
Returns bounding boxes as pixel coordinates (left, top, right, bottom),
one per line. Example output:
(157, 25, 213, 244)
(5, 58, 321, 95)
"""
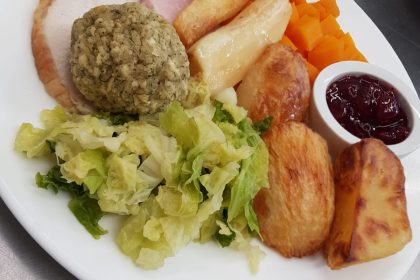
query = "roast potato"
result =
(254, 122, 334, 257)
(237, 43, 310, 125)
(324, 138, 411, 269)
(188, 0, 291, 92)
(174, 0, 251, 48)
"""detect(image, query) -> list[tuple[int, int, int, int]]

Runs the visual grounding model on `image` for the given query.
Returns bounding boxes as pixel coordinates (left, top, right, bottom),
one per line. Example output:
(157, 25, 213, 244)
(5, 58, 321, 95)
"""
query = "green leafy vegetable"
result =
(253, 116, 273, 134)
(61, 149, 106, 194)
(160, 102, 199, 149)
(227, 119, 269, 233)
(244, 201, 259, 234)
(222, 103, 247, 124)
(15, 91, 270, 271)
(46, 140, 56, 153)
(68, 194, 108, 239)
(212, 101, 233, 123)
(36, 166, 107, 239)
(215, 209, 236, 247)
(216, 228, 236, 247)
(95, 112, 138, 125)
(35, 166, 83, 196)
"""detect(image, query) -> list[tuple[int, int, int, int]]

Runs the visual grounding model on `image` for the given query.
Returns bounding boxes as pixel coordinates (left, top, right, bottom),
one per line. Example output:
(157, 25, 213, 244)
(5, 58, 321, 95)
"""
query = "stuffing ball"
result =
(70, 3, 190, 114)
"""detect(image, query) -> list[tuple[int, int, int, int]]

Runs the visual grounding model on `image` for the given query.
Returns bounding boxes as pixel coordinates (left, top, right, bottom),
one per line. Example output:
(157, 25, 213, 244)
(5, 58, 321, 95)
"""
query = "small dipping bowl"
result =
(309, 61, 420, 158)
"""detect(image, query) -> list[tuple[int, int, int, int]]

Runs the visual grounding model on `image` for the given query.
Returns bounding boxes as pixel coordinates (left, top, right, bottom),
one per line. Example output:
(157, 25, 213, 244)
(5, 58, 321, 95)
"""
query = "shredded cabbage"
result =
(14, 82, 269, 273)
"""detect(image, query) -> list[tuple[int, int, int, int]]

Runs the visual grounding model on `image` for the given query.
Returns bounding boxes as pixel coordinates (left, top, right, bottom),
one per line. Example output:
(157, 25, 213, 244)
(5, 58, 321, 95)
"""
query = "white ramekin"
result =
(308, 61, 420, 159)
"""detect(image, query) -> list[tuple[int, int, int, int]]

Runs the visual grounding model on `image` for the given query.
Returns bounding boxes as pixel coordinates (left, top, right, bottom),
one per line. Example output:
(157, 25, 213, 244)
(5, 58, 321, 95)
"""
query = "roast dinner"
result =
(13, 0, 415, 273)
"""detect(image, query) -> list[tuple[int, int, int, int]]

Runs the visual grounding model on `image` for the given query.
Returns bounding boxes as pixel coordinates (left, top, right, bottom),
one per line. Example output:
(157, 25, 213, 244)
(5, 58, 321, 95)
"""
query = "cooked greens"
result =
(14, 88, 269, 272)
(36, 166, 107, 239)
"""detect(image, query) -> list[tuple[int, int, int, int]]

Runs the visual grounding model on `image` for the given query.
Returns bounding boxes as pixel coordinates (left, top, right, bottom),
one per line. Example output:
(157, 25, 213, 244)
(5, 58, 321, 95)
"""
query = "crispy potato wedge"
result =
(237, 43, 310, 125)
(324, 138, 412, 269)
(254, 122, 334, 257)
(174, 0, 250, 48)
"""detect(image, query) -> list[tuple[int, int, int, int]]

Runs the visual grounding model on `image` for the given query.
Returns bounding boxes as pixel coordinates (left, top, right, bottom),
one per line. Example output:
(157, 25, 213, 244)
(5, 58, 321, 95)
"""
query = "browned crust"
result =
(254, 122, 335, 258)
(31, 0, 78, 112)
(237, 44, 311, 126)
(324, 138, 412, 269)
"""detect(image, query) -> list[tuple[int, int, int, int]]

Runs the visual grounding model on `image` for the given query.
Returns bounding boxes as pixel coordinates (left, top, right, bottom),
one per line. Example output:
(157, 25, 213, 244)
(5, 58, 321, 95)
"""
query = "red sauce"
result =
(326, 74, 410, 145)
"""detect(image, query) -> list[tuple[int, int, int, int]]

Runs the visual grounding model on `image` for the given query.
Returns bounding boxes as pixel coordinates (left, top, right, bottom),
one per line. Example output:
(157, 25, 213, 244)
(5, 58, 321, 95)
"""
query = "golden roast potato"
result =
(254, 122, 334, 257)
(324, 138, 411, 269)
(237, 43, 310, 126)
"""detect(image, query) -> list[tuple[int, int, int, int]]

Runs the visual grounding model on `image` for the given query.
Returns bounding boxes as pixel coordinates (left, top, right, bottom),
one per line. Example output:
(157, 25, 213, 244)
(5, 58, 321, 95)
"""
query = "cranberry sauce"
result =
(326, 74, 410, 145)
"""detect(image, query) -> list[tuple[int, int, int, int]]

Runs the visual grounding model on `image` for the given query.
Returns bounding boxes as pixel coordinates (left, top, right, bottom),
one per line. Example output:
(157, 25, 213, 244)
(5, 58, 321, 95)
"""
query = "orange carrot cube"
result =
(287, 15, 323, 52)
(305, 59, 320, 85)
(311, 2, 328, 20)
(320, 15, 342, 37)
(280, 36, 298, 51)
(308, 35, 345, 70)
(290, 3, 300, 24)
(319, 0, 340, 17)
(296, 3, 320, 20)
(290, 0, 307, 5)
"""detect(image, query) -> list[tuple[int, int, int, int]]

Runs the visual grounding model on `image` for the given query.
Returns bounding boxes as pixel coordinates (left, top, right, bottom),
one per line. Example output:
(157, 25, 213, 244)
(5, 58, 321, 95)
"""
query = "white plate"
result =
(0, 1, 419, 279)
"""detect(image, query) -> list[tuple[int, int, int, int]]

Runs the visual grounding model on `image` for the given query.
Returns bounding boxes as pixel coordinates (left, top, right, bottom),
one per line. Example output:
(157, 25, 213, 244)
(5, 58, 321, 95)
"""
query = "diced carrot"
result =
(311, 2, 328, 20)
(342, 44, 368, 62)
(340, 32, 356, 49)
(290, 0, 307, 5)
(300, 49, 308, 58)
(356, 53, 368, 62)
(319, 0, 340, 17)
(334, 29, 345, 38)
(287, 15, 323, 52)
(320, 15, 342, 37)
(280, 36, 298, 51)
(308, 35, 345, 70)
(305, 59, 320, 85)
(338, 33, 368, 62)
(296, 3, 320, 20)
(290, 3, 299, 24)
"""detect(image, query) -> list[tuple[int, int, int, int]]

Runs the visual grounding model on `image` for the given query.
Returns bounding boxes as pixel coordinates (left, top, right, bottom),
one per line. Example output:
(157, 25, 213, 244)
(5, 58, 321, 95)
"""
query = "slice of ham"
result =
(32, 0, 191, 112)
(140, 0, 192, 23)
